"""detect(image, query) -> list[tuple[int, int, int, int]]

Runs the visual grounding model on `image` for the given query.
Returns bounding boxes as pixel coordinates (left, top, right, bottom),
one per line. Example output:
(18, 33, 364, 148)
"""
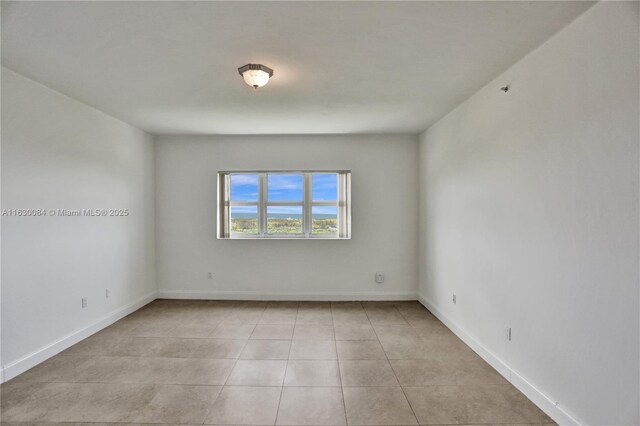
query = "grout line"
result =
(367, 304, 420, 426)
(273, 307, 299, 426)
(198, 322, 256, 425)
(391, 302, 428, 426)
(273, 376, 285, 426)
(274, 326, 295, 426)
(331, 301, 350, 425)
(340, 300, 365, 425)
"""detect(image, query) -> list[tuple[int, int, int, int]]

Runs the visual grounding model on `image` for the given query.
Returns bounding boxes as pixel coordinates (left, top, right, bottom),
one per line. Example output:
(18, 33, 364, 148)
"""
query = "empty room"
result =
(1, 1, 638, 425)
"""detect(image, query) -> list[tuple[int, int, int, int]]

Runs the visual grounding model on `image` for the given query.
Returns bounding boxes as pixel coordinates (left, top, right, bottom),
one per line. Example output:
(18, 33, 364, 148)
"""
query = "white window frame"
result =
(217, 170, 351, 239)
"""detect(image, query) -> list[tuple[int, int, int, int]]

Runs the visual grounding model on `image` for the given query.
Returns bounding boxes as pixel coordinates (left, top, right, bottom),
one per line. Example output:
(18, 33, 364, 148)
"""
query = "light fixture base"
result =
(238, 63, 274, 77)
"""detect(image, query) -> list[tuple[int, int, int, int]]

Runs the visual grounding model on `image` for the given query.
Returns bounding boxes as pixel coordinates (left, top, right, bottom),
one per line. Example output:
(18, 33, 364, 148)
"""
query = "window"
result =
(218, 171, 351, 239)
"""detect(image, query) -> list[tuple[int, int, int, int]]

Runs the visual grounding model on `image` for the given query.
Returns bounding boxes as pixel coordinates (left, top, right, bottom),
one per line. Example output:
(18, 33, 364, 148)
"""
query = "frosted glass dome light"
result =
(238, 64, 274, 89)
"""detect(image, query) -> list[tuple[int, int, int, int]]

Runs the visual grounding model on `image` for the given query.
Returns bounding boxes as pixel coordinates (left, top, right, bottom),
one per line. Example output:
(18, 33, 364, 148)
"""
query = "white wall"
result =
(418, 3, 639, 425)
(1, 68, 156, 379)
(155, 134, 418, 300)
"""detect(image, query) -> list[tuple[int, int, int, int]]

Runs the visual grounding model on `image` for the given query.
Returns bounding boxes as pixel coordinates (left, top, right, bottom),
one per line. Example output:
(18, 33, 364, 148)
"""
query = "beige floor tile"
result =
(204, 386, 281, 425)
(404, 385, 548, 425)
(60, 334, 122, 357)
(240, 340, 291, 359)
(9, 355, 90, 383)
(142, 337, 205, 358)
(260, 309, 298, 325)
(276, 387, 346, 425)
(210, 323, 256, 339)
(296, 308, 333, 325)
(185, 312, 227, 326)
(334, 323, 377, 340)
(0, 423, 113, 426)
(379, 338, 431, 360)
(391, 356, 507, 386)
(367, 313, 408, 325)
(284, 360, 341, 386)
(419, 332, 471, 354)
(134, 384, 221, 424)
(364, 307, 408, 325)
(449, 424, 552, 426)
(170, 323, 219, 338)
(293, 324, 335, 340)
(107, 337, 156, 356)
(332, 312, 371, 326)
(403, 385, 469, 425)
(331, 301, 363, 310)
(390, 359, 450, 386)
(223, 312, 264, 324)
(169, 358, 237, 385)
(339, 360, 399, 386)
(107, 336, 203, 358)
(373, 324, 420, 341)
(393, 301, 425, 311)
(250, 324, 294, 340)
(361, 301, 398, 309)
(226, 360, 287, 386)
(1, 382, 159, 423)
(129, 357, 235, 385)
(67, 356, 142, 383)
(336, 340, 387, 360)
(266, 301, 300, 310)
(343, 386, 418, 425)
(408, 316, 449, 331)
(299, 302, 331, 309)
(192, 339, 247, 359)
(0, 381, 43, 414)
(129, 323, 179, 337)
(289, 339, 337, 359)
(331, 306, 366, 315)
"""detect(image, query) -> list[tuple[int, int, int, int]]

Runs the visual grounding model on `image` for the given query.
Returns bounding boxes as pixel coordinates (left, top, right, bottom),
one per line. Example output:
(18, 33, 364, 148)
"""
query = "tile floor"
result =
(1, 300, 555, 425)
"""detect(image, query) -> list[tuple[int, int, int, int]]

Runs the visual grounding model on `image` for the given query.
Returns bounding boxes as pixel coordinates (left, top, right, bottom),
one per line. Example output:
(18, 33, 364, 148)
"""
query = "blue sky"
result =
(230, 174, 259, 201)
(230, 173, 337, 215)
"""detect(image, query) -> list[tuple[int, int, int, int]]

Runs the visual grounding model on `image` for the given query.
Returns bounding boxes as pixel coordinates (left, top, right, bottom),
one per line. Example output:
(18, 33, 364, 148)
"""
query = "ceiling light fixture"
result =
(238, 64, 274, 89)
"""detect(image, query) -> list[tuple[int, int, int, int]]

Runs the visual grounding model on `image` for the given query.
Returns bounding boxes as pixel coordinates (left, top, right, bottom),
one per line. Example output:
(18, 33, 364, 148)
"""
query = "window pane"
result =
(312, 173, 337, 201)
(230, 174, 259, 202)
(312, 205, 338, 235)
(267, 206, 303, 234)
(268, 173, 303, 201)
(230, 206, 258, 234)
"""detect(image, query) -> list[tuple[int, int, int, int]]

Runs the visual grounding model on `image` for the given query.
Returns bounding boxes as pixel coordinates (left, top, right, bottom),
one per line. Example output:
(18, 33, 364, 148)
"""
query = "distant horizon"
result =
(230, 173, 338, 215)
(231, 212, 336, 220)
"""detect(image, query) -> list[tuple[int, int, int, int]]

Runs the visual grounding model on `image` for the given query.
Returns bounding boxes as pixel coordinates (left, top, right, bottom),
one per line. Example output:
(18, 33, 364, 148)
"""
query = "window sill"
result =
(219, 236, 350, 240)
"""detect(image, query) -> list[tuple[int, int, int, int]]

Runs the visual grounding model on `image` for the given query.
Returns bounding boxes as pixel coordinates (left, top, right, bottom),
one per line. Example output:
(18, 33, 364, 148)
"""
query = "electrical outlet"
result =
(81, 298, 87, 308)
(506, 327, 512, 341)
(208, 272, 213, 280)
(452, 294, 457, 304)
(106, 289, 111, 298)
(374, 272, 384, 284)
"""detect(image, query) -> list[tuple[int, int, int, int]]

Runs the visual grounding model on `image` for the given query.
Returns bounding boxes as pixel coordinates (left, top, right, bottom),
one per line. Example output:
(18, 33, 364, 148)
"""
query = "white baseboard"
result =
(158, 289, 417, 301)
(0, 291, 157, 383)
(417, 293, 584, 426)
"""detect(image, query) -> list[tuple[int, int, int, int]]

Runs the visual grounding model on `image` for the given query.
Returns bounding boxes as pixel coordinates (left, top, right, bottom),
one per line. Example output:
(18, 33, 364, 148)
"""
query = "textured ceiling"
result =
(1, 1, 594, 134)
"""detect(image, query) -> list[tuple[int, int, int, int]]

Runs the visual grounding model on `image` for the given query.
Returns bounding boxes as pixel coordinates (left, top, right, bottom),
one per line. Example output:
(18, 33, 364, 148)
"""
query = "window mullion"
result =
(303, 173, 311, 237)
(259, 173, 267, 237)
(229, 201, 260, 206)
(265, 201, 304, 206)
(310, 201, 337, 206)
